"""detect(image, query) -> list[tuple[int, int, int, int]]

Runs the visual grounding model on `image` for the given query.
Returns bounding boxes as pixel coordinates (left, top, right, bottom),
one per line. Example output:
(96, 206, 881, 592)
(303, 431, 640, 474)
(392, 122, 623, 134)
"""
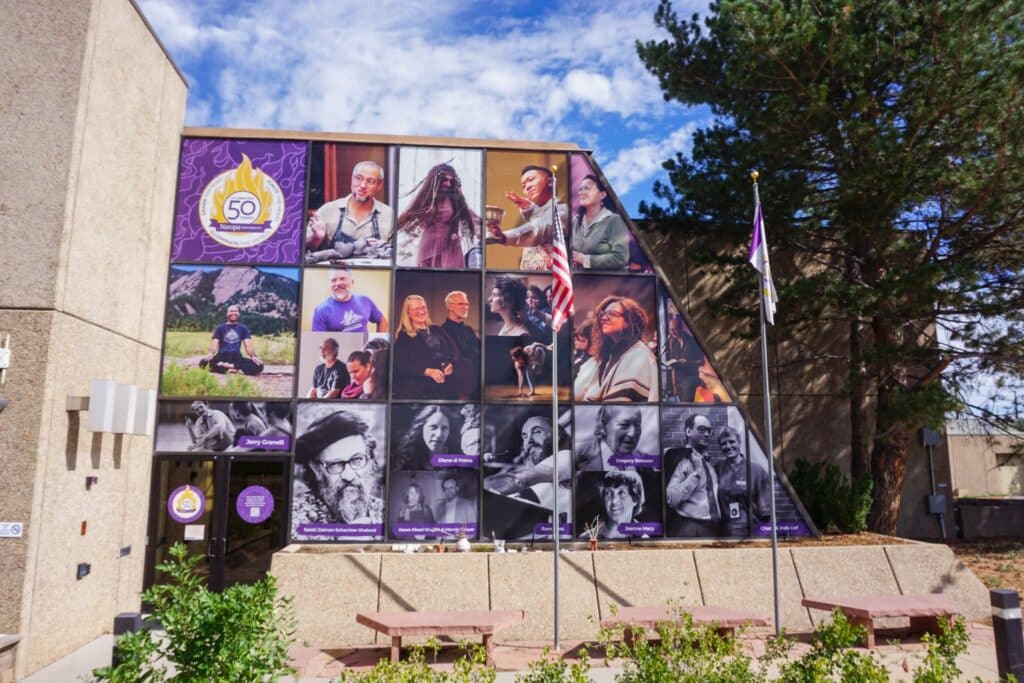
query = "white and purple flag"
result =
(748, 202, 778, 325)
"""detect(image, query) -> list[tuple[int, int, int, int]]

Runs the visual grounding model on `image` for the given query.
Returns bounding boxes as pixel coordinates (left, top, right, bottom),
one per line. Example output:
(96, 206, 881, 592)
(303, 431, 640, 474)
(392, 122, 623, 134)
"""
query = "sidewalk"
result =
(20, 623, 1002, 682)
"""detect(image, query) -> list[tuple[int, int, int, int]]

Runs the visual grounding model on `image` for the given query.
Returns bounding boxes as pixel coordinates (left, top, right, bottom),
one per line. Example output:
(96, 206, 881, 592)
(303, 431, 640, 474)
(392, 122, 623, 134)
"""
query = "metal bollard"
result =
(991, 589, 1024, 681)
(111, 612, 142, 668)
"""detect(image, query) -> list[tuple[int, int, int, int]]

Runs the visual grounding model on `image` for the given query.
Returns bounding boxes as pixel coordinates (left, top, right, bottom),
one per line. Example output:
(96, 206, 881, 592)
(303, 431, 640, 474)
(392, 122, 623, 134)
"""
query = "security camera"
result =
(0, 397, 7, 414)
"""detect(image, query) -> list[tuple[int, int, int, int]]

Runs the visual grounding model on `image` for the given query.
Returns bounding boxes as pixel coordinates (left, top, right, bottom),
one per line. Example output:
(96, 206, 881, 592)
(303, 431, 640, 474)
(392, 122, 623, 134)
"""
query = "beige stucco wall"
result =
(948, 430, 1024, 497)
(0, 0, 186, 677)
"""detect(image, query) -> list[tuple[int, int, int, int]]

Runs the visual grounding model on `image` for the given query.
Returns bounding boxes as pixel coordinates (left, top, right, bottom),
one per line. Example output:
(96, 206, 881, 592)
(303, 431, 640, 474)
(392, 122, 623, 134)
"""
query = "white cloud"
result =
(601, 121, 701, 195)
(140, 0, 710, 200)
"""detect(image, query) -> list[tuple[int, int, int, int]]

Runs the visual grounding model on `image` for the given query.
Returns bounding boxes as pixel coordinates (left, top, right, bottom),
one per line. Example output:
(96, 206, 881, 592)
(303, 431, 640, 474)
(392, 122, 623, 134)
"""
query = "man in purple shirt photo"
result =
(312, 268, 389, 333)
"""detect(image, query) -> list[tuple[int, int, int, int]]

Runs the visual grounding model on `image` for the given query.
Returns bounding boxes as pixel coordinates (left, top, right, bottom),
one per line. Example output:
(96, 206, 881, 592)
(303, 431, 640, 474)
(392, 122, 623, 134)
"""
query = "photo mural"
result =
(156, 134, 813, 543)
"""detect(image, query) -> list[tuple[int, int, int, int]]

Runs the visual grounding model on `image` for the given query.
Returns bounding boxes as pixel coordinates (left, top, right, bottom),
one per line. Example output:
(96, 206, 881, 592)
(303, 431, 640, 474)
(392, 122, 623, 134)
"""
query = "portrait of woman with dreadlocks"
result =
(396, 148, 483, 269)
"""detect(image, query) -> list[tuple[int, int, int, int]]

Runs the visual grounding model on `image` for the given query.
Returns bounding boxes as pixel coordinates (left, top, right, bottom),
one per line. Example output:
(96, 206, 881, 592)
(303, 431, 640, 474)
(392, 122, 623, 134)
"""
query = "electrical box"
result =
(927, 494, 947, 515)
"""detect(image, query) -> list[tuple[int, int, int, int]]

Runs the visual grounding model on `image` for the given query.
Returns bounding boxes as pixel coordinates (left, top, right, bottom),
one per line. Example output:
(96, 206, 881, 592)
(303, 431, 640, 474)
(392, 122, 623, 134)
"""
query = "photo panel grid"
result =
(160, 265, 299, 399)
(484, 151, 570, 272)
(392, 271, 481, 401)
(388, 469, 479, 541)
(290, 402, 387, 542)
(568, 152, 650, 273)
(481, 404, 572, 541)
(483, 273, 571, 402)
(572, 274, 659, 403)
(661, 405, 748, 538)
(395, 146, 483, 269)
(305, 143, 393, 267)
(155, 400, 293, 453)
(172, 138, 307, 265)
(658, 283, 729, 404)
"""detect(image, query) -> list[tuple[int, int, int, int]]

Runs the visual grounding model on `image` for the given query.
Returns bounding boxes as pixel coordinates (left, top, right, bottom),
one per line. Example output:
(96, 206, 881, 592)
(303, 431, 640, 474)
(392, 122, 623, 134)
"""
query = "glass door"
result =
(145, 455, 217, 588)
(221, 456, 289, 589)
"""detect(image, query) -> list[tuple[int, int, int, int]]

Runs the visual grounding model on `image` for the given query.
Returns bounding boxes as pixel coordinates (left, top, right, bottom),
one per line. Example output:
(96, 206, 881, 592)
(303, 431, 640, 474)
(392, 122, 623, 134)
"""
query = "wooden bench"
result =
(801, 594, 959, 648)
(600, 605, 770, 645)
(355, 610, 524, 665)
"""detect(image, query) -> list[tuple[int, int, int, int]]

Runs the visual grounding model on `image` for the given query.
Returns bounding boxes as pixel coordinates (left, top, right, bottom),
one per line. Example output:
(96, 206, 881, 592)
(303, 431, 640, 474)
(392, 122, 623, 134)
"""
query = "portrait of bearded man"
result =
(397, 160, 482, 269)
(291, 407, 385, 541)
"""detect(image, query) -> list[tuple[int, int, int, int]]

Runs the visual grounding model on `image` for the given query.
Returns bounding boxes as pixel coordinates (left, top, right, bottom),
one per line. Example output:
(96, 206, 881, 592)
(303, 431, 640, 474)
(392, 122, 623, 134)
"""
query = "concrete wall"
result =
(641, 231, 954, 539)
(948, 430, 1024, 498)
(0, 0, 186, 677)
(271, 542, 990, 644)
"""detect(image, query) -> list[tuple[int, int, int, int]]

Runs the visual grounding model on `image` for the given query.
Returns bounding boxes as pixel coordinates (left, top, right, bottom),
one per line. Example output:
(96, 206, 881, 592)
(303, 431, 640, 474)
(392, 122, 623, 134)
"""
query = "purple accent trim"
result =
(618, 522, 662, 536)
(430, 454, 480, 468)
(609, 454, 661, 469)
(237, 435, 290, 451)
(167, 484, 206, 524)
(755, 520, 811, 536)
(297, 524, 383, 537)
(235, 485, 274, 524)
(533, 522, 573, 537)
(392, 523, 478, 538)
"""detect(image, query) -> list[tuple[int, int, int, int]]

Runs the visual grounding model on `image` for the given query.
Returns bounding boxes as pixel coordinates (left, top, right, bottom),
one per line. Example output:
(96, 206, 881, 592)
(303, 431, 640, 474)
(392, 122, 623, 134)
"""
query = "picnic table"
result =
(801, 593, 959, 648)
(355, 610, 524, 665)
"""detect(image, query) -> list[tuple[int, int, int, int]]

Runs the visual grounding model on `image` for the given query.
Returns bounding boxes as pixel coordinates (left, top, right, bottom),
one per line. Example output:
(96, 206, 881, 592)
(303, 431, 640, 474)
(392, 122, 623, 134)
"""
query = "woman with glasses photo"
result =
(393, 295, 458, 400)
(574, 296, 659, 402)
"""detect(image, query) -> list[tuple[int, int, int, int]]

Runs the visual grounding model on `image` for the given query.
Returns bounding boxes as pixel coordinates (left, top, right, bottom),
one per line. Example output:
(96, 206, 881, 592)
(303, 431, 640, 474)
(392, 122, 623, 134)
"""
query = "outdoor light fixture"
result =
(68, 380, 156, 436)
(0, 397, 7, 415)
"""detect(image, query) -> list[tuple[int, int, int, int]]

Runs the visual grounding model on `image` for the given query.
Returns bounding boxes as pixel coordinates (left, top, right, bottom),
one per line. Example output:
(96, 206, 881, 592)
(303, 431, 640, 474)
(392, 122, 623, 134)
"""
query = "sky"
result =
(137, 0, 710, 216)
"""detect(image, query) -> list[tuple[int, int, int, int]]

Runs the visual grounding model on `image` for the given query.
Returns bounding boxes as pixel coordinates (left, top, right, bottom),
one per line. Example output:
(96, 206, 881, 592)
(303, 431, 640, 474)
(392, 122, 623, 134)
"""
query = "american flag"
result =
(549, 194, 574, 332)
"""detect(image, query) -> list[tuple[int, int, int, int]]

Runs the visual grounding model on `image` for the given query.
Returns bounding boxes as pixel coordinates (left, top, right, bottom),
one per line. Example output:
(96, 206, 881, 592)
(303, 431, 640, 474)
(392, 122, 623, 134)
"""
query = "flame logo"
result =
(209, 155, 273, 225)
(176, 485, 200, 513)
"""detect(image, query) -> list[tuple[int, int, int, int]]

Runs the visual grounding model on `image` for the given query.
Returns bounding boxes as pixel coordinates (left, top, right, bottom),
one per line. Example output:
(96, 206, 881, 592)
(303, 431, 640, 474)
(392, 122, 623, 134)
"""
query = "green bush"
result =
(336, 639, 496, 682)
(93, 543, 295, 682)
(514, 648, 590, 683)
(776, 610, 888, 682)
(787, 459, 872, 533)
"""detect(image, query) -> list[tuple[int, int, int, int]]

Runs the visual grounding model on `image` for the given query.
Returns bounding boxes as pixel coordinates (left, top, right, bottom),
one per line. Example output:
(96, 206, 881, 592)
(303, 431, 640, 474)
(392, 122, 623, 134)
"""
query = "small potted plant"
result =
(582, 516, 603, 551)
(490, 531, 506, 553)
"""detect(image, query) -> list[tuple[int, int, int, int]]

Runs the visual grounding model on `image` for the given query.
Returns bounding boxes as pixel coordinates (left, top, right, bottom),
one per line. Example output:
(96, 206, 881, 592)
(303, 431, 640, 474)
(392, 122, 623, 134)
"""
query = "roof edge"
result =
(128, 0, 188, 87)
(182, 126, 587, 152)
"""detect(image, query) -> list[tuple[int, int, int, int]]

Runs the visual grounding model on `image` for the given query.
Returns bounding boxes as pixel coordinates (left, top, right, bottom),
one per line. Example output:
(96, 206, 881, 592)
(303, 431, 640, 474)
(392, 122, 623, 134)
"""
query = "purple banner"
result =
(392, 523, 478, 538)
(297, 523, 383, 537)
(755, 520, 812, 536)
(609, 454, 661, 469)
(617, 522, 662, 536)
(430, 454, 480, 468)
(172, 138, 307, 264)
(235, 485, 274, 524)
(237, 434, 291, 451)
(533, 522, 573, 537)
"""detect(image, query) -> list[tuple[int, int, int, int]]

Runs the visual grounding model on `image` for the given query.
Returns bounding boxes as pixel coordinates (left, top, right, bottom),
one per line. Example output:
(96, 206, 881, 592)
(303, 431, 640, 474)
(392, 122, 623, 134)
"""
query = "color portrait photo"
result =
(392, 271, 481, 401)
(659, 286, 729, 404)
(160, 265, 299, 399)
(305, 143, 393, 267)
(484, 151, 569, 272)
(572, 274, 659, 403)
(483, 273, 570, 401)
(395, 147, 483, 269)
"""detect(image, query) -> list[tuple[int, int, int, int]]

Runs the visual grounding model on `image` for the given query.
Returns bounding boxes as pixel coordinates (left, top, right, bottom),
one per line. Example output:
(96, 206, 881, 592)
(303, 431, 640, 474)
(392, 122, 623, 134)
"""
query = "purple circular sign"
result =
(235, 485, 274, 524)
(167, 484, 206, 524)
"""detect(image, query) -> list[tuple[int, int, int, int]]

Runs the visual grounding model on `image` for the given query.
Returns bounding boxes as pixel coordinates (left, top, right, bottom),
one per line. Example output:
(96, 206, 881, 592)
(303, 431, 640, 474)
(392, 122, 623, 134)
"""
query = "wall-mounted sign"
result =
(167, 485, 206, 524)
(0, 521, 24, 538)
(236, 485, 274, 524)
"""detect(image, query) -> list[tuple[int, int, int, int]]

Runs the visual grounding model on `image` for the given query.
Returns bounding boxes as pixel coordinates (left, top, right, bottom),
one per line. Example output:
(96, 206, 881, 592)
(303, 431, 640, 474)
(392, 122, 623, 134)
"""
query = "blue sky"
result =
(138, 0, 710, 216)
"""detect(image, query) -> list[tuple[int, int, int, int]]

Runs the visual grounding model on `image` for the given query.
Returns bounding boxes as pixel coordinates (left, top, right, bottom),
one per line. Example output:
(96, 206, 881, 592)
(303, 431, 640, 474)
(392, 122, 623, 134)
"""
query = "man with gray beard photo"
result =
(291, 409, 384, 540)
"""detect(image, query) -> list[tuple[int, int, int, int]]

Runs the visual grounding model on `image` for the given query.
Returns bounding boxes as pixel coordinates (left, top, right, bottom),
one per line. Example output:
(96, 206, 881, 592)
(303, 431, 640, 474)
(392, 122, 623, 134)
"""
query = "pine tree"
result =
(637, 0, 1024, 533)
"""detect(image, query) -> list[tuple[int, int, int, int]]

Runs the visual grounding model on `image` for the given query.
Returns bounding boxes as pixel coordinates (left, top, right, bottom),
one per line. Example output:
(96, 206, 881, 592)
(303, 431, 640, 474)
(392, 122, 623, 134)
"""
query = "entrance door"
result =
(146, 454, 290, 591)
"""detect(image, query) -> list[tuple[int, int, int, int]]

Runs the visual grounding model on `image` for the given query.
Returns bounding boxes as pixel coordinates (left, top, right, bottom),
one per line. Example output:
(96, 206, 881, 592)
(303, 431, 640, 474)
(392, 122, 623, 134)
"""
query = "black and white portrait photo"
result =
(290, 403, 386, 541)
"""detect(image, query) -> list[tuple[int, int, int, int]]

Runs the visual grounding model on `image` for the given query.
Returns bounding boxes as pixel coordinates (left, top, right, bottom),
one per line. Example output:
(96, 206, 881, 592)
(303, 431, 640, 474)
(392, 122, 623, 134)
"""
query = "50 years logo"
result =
(198, 154, 285, 248)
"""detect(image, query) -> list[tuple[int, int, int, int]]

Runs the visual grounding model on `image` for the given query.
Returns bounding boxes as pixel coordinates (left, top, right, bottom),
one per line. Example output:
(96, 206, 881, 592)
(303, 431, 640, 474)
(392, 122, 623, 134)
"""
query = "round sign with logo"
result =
(197, 153, 285, 249)
(235, 485, 274, 524)
(167, 484, 206, 524)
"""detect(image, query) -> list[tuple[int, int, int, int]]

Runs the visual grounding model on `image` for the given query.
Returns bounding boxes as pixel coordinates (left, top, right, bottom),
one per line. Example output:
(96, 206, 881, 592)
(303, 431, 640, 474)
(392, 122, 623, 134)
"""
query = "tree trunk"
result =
(849, 317, 870, 482)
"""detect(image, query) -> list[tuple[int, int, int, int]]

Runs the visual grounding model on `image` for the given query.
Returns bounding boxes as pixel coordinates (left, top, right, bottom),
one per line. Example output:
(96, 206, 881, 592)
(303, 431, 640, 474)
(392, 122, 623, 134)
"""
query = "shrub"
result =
(776, 610, 888, 682)
(93, 542, 295, 682)
(336, 639, 496, 682)
(787, 458, 872, 533)
(514, 648, 590, 683)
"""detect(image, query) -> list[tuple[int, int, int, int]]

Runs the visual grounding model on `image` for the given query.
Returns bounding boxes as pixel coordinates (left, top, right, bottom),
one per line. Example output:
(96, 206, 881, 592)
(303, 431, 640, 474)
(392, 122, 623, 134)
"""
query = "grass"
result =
(165, 330, 296, 365)
(161, 364, 262, 397)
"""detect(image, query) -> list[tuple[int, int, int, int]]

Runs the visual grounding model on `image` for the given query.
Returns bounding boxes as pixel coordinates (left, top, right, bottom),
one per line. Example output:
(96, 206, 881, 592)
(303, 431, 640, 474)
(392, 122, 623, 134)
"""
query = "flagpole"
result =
(550, 167, 561, 652)
(752, 171, 781, 637)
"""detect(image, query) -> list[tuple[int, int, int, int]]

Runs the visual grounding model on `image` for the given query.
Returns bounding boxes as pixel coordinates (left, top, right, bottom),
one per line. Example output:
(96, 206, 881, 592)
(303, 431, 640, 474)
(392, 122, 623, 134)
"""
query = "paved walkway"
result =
(20, 623, 1003, 682)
